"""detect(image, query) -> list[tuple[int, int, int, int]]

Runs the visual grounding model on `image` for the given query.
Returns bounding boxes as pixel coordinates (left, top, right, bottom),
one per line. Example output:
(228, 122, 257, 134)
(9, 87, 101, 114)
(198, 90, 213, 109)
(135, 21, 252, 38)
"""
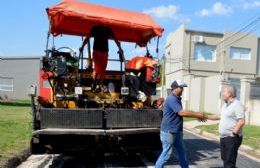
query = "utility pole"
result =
(220, 35, 226, 81)
(161, 54, 166, 97)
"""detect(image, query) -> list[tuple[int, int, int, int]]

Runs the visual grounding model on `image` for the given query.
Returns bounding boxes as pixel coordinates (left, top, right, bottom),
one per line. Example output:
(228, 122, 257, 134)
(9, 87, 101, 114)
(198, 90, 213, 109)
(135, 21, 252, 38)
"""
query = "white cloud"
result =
(143, 5, 191, 23)
(243, 1, 260, 9)
(213, 2, 232, 15)
(198, 2, 233, 16)
(199, 9, 211, 16)
(143, 5, 178, 19)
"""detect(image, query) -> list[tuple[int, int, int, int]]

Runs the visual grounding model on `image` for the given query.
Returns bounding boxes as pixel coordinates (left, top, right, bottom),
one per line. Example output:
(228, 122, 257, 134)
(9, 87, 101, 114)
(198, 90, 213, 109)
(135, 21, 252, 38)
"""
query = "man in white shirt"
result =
(208, 85, 245, 168)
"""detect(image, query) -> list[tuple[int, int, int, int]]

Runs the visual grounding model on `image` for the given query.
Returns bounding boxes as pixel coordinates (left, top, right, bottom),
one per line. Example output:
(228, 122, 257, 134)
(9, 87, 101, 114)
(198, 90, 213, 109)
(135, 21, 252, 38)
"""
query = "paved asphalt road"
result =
(18, 131, 260, 168)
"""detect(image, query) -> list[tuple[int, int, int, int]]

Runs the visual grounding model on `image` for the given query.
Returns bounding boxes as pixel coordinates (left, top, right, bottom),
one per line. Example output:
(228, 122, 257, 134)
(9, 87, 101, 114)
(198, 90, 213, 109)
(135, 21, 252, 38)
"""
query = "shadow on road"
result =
(184, 138, 221, 167)
(48, 137, 223, 168)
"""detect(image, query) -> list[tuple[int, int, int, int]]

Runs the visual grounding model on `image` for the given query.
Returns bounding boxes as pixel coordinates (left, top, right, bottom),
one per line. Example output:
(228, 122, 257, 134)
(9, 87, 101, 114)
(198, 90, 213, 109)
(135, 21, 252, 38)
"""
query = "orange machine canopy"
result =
(46, 0, 164, 46)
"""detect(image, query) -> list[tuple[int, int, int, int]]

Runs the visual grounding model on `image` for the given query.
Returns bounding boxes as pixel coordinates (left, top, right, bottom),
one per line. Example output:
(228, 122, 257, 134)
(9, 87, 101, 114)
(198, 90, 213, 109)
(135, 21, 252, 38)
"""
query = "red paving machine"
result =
(30, 0, 164, 154)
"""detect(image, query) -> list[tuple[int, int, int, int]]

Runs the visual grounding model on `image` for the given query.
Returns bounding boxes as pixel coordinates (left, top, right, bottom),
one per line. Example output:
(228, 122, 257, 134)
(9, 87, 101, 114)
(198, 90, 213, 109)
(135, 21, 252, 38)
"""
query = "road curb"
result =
(17, 155, 54, 168)
(184, 127, 260, 162)
(2, 148, 31, 168)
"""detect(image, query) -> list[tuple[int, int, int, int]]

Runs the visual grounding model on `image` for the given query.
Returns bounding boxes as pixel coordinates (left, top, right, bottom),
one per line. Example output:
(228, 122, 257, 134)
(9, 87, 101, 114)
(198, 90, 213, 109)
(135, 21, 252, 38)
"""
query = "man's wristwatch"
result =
(232, 131, 238, 137)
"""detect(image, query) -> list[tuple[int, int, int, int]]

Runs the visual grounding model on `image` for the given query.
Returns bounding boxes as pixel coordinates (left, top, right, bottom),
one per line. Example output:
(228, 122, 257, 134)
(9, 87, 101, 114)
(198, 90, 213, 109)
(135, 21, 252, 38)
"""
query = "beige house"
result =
(0, 57, 41, 100)
(162, 24, 260, 125)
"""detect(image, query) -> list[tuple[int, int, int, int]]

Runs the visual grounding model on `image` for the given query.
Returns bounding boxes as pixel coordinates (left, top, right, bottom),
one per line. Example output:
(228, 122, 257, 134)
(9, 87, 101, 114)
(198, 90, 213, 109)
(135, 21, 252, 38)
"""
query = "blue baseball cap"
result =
(171, 80, 187, 88)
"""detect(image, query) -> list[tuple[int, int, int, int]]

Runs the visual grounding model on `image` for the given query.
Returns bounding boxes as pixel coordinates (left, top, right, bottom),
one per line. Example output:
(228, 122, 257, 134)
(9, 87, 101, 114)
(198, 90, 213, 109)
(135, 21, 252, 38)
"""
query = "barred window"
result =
(194, 44, 216, 62)
(230, 47, 251, 60)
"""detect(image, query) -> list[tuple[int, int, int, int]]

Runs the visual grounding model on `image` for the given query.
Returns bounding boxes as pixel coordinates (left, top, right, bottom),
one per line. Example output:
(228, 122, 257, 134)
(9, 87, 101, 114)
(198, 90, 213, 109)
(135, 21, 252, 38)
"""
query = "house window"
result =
(230, 47, 251, 60)
(0, 77, 14, 92)
(194, 44, 216, 62)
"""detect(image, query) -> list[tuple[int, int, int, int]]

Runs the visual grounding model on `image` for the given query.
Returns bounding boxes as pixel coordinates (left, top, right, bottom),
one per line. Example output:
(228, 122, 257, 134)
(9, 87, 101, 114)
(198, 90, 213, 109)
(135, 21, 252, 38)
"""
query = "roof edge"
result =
(0, 56, 42, 60)
(185, 29, 223, 36)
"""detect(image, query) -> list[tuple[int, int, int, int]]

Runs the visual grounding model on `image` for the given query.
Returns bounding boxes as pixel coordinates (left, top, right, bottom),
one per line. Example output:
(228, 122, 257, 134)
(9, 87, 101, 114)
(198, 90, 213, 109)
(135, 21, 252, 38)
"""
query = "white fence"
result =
(188, 75, 222, 114)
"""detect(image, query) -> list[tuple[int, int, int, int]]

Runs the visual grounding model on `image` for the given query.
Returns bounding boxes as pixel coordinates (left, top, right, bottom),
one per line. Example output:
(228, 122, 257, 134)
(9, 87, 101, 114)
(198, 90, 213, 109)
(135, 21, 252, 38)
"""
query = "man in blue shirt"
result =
(155, 80, 208, 168)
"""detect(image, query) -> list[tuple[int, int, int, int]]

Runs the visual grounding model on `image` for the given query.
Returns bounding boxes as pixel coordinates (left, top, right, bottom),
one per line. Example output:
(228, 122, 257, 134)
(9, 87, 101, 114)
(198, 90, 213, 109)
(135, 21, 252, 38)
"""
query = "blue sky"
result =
(1, 0, 260, 59)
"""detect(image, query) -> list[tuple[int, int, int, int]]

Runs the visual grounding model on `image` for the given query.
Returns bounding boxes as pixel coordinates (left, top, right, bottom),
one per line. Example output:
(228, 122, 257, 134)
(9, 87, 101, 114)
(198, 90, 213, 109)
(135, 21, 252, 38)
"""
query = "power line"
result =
(165, 16, 260, 63)
(163, 14, 260, 75)
(166, 20, 260, 64)
(216, 16, 260, 47)
(216, 20, 260, 58)
(165, 21, 260, 70)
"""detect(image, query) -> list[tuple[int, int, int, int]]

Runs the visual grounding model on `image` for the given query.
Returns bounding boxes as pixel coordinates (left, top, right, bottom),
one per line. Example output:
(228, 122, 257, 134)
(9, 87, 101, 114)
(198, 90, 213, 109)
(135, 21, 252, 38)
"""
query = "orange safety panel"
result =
(39, 70, 52, 101)
(46, 0, 164, 46)
(145, 66, 154, 82)
(126, 56, 157, 70)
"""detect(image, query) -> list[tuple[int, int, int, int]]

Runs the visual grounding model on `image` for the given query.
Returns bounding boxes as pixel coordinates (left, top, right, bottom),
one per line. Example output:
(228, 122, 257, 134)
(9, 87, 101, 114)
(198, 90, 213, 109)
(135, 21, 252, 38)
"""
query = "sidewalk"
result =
(183, 120, 260, 162)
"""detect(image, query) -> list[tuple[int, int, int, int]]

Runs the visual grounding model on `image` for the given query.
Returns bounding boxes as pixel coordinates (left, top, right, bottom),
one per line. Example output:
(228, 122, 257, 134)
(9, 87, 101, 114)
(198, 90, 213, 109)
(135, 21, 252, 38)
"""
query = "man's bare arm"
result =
(233, 119, 245, 134)
(178, 110, 207, 120)
(207, 115, 220, 120)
